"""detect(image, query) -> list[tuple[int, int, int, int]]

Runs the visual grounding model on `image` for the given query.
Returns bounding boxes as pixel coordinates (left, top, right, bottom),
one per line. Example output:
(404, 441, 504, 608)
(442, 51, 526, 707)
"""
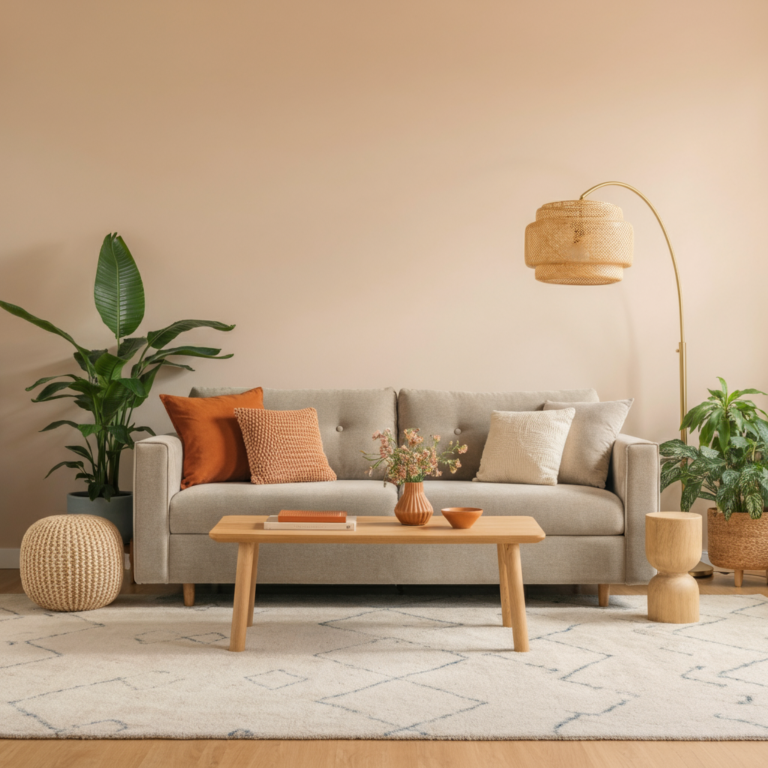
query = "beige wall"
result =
(2, 0, 767, 549)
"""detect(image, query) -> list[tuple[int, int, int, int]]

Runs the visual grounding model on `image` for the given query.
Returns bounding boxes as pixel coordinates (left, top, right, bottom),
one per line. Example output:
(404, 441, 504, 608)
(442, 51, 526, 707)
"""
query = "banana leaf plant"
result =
(660, 378, 768, 519)
(0, 233, 234, 501)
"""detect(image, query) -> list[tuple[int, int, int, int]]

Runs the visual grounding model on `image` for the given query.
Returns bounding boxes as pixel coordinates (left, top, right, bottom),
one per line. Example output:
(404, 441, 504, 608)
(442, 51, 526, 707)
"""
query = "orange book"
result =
(277, 510, 347, 523)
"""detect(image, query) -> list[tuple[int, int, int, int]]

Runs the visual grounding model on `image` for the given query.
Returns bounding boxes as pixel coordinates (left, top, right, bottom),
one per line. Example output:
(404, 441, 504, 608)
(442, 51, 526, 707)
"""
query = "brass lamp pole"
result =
(524, 181, 688, 444)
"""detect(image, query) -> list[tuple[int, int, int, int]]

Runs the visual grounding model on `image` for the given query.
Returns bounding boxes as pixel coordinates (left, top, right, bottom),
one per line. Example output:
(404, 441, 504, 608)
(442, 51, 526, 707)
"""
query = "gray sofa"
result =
(133, 387, 658, 598)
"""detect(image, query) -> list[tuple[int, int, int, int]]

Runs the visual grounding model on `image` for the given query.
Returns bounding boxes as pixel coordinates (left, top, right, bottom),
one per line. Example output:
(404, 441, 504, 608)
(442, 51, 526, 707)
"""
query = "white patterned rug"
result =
(1, 591, 767, 740)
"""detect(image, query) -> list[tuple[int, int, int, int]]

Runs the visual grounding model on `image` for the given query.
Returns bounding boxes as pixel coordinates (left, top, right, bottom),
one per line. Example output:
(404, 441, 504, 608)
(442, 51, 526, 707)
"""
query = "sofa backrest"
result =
(189, 387, 397, 480)
(398, 388, 599, 481)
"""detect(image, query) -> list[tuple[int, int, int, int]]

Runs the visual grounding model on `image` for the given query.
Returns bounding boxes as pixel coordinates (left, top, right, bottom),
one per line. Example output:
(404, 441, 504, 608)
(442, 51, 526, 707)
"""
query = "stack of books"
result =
(264, 510, 356, 531)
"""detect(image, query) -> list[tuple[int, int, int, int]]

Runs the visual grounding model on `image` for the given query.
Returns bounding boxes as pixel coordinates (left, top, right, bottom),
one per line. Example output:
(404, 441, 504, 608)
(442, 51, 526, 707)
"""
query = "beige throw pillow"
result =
(475, 409, 575, 485)
(235, 407, 337, 485)
(543, 399, 633, 488)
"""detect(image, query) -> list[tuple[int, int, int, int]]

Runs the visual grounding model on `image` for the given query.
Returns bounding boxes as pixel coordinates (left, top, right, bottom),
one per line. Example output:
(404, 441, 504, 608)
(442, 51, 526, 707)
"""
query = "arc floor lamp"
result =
(524, 182, 712, 578)
(524, 181, 688, 444)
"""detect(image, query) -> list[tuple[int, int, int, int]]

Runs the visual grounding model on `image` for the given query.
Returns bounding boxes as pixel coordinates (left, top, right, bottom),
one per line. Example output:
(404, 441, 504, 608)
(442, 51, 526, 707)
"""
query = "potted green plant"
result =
(660, 378, 768, 585)
(0, 233, 235, 542)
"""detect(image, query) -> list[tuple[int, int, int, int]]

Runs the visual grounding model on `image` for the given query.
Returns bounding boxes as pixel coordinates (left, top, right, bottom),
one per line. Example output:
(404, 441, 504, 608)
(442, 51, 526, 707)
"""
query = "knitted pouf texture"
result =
(20, 514, 123, 612)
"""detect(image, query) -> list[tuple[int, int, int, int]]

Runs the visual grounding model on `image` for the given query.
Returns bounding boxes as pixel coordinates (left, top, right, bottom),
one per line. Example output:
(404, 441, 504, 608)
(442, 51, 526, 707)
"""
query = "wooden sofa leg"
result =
(734, 570, 743, 588)
(598, 584, 610, 607)
(183, 583, 195, 607)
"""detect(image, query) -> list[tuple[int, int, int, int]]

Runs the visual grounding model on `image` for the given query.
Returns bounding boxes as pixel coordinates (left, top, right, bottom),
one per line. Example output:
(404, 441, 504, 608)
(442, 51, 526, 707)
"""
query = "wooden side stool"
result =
(645, 512, 701, 624)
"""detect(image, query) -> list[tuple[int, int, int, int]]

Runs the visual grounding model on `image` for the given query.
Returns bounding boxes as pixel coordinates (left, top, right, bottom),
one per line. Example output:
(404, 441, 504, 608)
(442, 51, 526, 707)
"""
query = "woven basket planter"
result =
(20, 514, 124, 612)
(707, 508, 768, 571)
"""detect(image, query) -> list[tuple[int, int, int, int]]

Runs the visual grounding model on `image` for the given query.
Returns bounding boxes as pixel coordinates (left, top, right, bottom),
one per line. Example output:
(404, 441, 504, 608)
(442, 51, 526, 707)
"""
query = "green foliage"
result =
(660, 378, 768, 520)
(1, 233, 235, 501)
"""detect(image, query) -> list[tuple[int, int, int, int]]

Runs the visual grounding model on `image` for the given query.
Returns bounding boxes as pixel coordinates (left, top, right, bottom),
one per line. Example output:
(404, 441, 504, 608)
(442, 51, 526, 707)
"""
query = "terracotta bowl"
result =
(441, 507, 483, 529)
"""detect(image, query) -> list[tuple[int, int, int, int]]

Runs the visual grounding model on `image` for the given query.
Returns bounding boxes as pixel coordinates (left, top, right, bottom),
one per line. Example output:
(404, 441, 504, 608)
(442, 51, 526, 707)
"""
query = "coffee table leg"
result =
(497, 544, 512, 627)
(247, 544, 260, 627)
(504, 543, 530, 652)
(229, 543, 255, 652)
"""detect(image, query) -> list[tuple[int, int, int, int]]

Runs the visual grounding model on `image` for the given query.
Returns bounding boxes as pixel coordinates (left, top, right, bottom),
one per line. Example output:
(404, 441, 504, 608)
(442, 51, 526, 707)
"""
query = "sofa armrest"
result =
(609, 433, 659, 584)
(133, 433, 183, 583)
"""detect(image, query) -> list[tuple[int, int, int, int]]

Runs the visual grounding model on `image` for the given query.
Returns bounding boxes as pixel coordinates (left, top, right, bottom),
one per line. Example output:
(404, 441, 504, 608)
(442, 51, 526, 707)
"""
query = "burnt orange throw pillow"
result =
(160, 388, 264, 489)
(235, 407, 337, 485)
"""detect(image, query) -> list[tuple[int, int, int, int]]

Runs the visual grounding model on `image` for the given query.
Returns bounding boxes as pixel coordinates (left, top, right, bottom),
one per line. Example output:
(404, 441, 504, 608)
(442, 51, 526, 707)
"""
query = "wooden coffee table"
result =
(209, 515, 545, 653)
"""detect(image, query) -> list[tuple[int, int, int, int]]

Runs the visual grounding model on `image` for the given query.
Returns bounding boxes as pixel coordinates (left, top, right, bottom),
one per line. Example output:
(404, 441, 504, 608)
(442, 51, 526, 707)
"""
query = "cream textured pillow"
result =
(235, 407, 337, 485)
(543, 399, 633, 489)
(475, 409, 575, 485)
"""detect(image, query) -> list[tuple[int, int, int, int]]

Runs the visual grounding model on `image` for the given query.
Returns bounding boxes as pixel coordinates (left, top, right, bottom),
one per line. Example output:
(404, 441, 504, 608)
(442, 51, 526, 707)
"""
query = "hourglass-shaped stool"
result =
(645, 512, 702, 624)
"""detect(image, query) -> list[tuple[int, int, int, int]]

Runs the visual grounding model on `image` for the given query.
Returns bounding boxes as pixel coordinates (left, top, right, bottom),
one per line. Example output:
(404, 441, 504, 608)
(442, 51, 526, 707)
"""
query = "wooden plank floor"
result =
(2, 567, 767, 768)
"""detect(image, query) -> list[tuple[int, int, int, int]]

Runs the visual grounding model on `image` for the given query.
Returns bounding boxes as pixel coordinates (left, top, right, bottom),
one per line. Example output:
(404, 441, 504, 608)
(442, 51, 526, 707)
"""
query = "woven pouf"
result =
(20, 514, 124, 611)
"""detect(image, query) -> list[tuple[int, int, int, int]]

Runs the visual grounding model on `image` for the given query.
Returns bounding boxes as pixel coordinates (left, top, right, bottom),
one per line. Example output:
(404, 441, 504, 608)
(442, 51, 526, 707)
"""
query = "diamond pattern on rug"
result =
(1, 593, 767, 739)
(246, 670, 307, 690)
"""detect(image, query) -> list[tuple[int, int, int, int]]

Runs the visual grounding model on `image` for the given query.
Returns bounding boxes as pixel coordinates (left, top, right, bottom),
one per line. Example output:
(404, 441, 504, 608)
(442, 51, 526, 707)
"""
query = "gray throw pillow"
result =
(543, 399, 633, 489)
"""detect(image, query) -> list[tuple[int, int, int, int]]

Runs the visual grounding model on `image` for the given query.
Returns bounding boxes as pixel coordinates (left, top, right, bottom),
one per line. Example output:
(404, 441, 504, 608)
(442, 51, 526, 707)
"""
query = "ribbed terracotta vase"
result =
(394, 482, 433, 526)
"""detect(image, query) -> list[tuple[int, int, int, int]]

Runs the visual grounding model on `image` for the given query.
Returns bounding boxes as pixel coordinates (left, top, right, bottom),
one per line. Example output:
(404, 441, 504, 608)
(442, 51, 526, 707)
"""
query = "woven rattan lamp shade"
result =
(524, 200, 634, 285)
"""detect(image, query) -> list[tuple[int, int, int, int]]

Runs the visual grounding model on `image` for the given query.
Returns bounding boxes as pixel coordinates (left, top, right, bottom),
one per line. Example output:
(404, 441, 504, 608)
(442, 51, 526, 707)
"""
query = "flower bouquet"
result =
(362, 428, 468, 525)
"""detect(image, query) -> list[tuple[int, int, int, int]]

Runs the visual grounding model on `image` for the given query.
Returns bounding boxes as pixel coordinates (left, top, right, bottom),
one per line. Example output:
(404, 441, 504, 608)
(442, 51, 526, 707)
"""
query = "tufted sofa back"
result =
(188, 386, 599, 483)
(397, 388, 599, 481)
(189, 387, 397, 480)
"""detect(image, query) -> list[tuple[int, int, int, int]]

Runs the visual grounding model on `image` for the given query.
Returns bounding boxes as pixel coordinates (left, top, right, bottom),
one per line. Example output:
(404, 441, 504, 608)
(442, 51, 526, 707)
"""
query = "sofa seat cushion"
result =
(416, 481, 624, 536)
(170, 480, 398, 534)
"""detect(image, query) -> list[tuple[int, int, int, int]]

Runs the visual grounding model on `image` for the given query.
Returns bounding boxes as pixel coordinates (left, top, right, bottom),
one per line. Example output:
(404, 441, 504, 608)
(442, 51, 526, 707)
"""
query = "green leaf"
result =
(106, 425, 134, 447)
(99, 380, 133, 421)
(68, 379, 101, 397)
(717, 377, 729, 400)
(65, 445, 94, 463)
(660, 464, 683, 491)
(117, 336, 147, 360)
(118, 378, 146, 397)
(708, 388, 726, 402)
(45, 460, 84, 478)
(717, 414, 731, 453)
(94, 352, 127, 381)
(25, 374, 78, 392)
(746, 492, 764, 519)
(699, 445, 721, 460)
(40, 420, 79, 432)
(731, 388, 768, 399)
(721, 469, 740, 487)
(752, 419, 768, 445)
(155, 360, 195, 371)
(74, 349, 107, 373)
(0, 301, 93, 372)
(699, 418, 717, 448)
(147, 319, 235, 350)
(94, 233, 145, 340)
(659, 440, 699, 460)
(146, 345, 233, 363)
(131, 425, 156, 437)
(31, 380, 75, 402)
(681, 402, 714, 431)
(680, 481, 702, 511)
(77, 424, 101, 438)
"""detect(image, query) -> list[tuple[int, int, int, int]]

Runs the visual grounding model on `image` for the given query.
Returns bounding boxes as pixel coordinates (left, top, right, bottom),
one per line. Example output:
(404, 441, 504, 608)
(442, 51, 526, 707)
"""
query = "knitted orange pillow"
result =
(160, 388, 264, 489)
(235, 407, 337, 485)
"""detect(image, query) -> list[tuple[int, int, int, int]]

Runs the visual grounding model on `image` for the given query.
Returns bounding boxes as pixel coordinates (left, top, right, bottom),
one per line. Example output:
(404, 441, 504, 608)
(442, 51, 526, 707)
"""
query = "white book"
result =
(264, 516, 357, 531)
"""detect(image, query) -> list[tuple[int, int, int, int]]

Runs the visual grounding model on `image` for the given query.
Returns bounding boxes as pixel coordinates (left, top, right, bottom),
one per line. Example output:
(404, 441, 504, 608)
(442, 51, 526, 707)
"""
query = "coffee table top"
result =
(209, 515, 546, 545)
